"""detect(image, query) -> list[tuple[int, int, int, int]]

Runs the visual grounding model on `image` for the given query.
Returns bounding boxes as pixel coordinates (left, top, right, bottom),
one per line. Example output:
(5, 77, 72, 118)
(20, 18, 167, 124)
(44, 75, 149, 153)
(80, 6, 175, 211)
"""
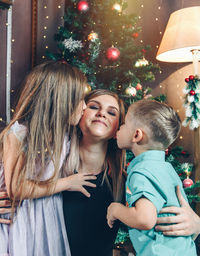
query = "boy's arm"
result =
(3, 133, 96, 200)
(107, 197, 157, 230)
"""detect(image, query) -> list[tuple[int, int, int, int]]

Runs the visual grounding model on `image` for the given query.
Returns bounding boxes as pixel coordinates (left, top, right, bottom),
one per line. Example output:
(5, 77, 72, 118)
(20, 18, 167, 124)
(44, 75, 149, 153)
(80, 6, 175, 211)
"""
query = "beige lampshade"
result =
(156, 6, 200, 63)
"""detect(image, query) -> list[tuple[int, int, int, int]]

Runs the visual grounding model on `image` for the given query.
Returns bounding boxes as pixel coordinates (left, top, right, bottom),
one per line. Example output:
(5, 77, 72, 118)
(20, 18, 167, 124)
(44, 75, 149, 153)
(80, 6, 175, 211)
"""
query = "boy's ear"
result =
(132, 128, 143, 143)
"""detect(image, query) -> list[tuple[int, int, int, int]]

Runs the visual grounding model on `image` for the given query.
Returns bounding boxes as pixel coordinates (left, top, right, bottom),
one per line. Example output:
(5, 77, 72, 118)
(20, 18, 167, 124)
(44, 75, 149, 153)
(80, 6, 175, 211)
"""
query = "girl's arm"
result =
(156, 186, 200, 239)
(107, 197, 157, 230)
(3, 133, 96, 200)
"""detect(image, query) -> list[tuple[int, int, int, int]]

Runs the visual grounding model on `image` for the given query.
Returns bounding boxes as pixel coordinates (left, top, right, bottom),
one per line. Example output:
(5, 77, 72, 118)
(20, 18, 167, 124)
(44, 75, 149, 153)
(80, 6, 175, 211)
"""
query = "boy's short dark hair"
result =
(129, 100, 181, 150)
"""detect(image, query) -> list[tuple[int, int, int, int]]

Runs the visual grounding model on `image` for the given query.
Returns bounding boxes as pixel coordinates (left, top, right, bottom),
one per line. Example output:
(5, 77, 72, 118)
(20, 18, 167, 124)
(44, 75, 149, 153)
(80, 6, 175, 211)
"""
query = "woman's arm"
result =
(0, 191, 12, 224)
(3, 133, 96, 200)
(107, 198, 157, 230)
(156, 186, 200, 239)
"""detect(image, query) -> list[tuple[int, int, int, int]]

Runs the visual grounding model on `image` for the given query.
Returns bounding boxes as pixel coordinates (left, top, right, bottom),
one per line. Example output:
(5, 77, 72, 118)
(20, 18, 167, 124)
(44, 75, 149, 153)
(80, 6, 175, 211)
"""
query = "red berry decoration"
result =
(185, 78, 189, 83)
(183, 178, 193, 188)
(77, 1, 89, 12)
(189, 75, 195, 80)
(132, 32, 139, 39)
(189, 90, 195, 96)
(106, 47, 120, 61)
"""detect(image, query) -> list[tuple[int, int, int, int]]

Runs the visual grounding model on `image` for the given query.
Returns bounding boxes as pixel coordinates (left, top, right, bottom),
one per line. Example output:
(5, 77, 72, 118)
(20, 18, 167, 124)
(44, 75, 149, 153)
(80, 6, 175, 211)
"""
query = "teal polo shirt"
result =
(126, 150, 197, 256)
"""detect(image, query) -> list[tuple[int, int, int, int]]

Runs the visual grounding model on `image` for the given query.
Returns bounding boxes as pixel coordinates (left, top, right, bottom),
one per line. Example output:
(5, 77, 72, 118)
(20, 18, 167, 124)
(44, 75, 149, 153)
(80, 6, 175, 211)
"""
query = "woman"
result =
(63, 89, 126, 256)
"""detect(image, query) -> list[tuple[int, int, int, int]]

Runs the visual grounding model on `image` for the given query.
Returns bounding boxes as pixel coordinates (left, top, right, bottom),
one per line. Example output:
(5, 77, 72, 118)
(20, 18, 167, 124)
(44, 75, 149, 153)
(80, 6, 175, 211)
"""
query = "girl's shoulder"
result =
(8, 121, 28, 142)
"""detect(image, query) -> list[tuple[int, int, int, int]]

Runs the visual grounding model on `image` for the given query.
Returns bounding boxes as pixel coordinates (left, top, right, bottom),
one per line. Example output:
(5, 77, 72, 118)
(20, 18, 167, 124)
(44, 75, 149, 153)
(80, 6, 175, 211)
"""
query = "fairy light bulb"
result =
(112, 3, 122, 12)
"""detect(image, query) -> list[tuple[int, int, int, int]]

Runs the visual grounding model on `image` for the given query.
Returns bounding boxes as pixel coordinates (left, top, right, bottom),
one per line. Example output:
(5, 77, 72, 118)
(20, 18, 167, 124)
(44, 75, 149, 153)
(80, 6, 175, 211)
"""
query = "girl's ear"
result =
(132, 128, 143, 143)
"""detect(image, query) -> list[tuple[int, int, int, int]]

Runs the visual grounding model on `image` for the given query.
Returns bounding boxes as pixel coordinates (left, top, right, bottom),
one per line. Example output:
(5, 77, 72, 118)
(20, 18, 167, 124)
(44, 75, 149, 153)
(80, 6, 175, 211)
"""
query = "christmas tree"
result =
(46, 0, 162, 106)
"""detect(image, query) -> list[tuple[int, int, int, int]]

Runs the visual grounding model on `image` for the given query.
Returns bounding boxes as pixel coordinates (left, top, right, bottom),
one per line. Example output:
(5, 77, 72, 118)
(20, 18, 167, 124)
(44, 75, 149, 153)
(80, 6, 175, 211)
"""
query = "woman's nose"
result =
(96, 109, 106, 118)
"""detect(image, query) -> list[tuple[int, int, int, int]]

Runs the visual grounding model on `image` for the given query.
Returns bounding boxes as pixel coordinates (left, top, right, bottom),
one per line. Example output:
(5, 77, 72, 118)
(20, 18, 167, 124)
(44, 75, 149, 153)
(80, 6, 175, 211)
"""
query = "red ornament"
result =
(136, 83, 142, 90)
(183, 178, 193, 188)
(165, 148, 169, 156)
(189, 90, 195, 96)
(185, 78, 189, 83)
(106, 47, 120, 61)
(132, 32, 139, 39)
(189, 75, 195, 81)
(77, 1, 89, 11)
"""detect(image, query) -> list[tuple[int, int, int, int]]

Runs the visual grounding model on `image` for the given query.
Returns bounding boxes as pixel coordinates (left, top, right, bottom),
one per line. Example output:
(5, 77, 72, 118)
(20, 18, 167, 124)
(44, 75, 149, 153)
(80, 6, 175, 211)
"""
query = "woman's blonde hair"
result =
(0, 60, 87, 200)
(67, 89, 126, 202)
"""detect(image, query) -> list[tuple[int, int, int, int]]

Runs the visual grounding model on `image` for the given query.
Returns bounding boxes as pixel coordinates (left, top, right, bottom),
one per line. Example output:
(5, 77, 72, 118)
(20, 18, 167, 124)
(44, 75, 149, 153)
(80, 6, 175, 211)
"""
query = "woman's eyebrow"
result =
(88, 100, 119, 112)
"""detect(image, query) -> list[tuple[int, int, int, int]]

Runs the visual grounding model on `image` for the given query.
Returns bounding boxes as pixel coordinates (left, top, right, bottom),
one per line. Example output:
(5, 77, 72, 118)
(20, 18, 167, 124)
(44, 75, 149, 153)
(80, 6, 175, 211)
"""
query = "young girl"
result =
(63, 89, 126, 256)
(0, 60, 96, 256)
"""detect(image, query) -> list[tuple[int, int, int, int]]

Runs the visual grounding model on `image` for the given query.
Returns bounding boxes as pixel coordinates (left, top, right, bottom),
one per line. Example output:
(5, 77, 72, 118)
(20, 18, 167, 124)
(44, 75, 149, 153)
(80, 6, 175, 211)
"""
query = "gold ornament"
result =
(116, 84, 123, 92)
(88, 32, 98, 41)
(85, 84, 92, 94)
(125, 85, 137, 96)
(135, 57, 149, 67)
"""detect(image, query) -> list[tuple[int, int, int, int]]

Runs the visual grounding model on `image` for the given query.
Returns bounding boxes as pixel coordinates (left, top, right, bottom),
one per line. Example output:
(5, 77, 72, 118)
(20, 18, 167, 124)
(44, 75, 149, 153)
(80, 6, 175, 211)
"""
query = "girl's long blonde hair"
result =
(67, 89, 126, 202)
(0, 60, 87, 200)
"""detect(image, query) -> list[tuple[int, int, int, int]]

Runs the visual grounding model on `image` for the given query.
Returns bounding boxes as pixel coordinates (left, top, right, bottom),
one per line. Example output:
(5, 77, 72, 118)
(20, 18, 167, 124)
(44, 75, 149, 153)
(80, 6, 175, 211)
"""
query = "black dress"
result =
(62, 171, 119, 256)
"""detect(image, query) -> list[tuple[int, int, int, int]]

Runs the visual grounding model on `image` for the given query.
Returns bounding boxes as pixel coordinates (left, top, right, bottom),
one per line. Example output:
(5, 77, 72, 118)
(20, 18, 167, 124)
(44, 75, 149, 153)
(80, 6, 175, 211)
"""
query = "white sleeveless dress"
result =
(0, 121, 71, 256)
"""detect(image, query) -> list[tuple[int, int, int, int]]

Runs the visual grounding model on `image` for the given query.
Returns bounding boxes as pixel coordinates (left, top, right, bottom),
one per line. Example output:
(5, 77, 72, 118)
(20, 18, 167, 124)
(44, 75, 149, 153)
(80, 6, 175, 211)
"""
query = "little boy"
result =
(107, 100, 197, 255)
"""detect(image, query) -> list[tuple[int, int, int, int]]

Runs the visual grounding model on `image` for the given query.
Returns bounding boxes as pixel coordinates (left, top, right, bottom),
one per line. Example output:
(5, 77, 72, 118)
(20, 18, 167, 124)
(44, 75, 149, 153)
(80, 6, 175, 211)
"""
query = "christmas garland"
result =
(183, 75, 200, 130)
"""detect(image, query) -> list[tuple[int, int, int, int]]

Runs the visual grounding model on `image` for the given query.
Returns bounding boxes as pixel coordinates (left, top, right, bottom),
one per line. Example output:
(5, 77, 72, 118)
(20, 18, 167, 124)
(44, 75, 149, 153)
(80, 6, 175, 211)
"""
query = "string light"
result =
(44, 26, 47, 30)
(43, 35, 46, 38)
(58, 5, 61, 8)
(180, 136, 183, 140)
(46, 16, 49, 19)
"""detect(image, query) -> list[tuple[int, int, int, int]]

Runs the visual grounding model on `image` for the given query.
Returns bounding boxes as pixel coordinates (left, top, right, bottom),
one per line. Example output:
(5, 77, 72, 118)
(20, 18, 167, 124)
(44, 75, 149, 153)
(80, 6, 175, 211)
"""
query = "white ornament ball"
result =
(125, 86, 137, 96)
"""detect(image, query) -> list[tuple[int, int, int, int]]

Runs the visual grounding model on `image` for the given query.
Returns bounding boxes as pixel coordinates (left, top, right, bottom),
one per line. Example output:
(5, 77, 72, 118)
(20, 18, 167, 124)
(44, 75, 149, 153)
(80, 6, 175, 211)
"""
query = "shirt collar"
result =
(127, 150, 165, 174)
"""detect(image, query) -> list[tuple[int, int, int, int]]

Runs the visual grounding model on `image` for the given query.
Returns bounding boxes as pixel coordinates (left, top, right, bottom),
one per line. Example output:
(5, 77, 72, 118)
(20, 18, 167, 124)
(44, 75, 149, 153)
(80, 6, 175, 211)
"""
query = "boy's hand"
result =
(107, 202, 120, 228)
